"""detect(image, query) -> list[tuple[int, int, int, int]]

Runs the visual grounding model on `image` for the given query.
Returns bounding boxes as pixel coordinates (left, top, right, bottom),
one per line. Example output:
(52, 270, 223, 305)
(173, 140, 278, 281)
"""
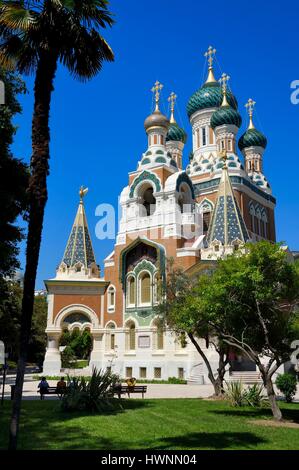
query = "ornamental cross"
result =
(151, 80, 163, 109)
(168, 92, 177, 113)
(245, 98, 256, 117)
(79, 186, 88, 200)
(219, 73, 230, 93)
(204, 46, 216, 68)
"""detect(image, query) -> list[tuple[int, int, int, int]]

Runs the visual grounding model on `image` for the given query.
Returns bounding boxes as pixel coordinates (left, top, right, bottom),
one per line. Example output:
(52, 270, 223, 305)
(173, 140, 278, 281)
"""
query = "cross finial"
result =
(245, 98, 256, 129)
(151, 80, 163, 111)
(204, 46, 217, 83)
(218, 149, 228, 168)
(79, 186, 88, 201)
(219, 73, 230, 107)
(168, 92, 177, 124)
(204, 46, 216, 68)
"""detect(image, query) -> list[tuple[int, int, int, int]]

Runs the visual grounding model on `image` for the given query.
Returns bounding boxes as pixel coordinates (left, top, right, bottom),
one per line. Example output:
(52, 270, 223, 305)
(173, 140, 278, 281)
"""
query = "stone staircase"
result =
(187, 374, 205, 385)
(229, 371, 262, 384)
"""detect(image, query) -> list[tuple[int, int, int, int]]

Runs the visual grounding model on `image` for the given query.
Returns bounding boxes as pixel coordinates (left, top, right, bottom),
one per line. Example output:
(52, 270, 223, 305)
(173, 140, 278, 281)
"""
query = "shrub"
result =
(224, 381, 244, 406)
(168, 377, 187, 384)
(275, 373, 297, 403)
(243, 383, 266, 408)
(61, 346, 76, 368)
(61, 368, 122, 412)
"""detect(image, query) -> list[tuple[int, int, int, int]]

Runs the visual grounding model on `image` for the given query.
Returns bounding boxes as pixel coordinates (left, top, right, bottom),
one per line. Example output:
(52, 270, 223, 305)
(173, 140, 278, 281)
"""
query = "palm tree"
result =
(0, 0, 114, 449)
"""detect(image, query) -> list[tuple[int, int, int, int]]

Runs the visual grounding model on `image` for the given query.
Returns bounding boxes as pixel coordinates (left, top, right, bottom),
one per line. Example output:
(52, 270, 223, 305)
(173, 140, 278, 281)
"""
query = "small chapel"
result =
(43, 46, 276, 383)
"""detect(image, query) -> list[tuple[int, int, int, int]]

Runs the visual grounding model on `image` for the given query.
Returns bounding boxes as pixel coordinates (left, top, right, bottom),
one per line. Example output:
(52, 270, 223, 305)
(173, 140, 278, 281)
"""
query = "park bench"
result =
(113, 385, 147, 399)
(38, 387, 66, 400)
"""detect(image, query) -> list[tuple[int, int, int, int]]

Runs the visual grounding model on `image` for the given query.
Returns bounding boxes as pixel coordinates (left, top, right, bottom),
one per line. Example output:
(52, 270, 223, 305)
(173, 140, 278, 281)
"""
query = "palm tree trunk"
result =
(9, 52, 58, 450)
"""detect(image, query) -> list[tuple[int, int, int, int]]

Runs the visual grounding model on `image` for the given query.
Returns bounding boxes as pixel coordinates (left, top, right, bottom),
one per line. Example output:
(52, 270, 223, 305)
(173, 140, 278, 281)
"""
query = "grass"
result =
(1, 399, 299, 450)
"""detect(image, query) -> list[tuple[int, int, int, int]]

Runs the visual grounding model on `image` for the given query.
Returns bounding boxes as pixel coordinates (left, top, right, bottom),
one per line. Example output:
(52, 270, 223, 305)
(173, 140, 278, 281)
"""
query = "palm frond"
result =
(0, 3, 36, 31)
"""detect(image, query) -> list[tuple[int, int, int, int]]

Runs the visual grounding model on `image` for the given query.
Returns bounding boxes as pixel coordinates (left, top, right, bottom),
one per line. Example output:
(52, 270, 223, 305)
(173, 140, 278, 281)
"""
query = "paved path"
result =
(1, 374, 299, 401)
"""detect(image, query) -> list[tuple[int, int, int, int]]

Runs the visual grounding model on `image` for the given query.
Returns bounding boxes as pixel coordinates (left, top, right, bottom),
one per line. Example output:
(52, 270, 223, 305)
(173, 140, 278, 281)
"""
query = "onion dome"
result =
(166, 123, 187, 143)
(238, 128, 267, 151)
(144, 109, 169, 131)
(210, 73, 241, 129)
(187, 82, 237, 118)
(187, 47, 237, 118)
(166, 92, 187, 143)
(238, 98, 267, 151)
(211, 105, 242, 129)
(144, 80, 169, 132)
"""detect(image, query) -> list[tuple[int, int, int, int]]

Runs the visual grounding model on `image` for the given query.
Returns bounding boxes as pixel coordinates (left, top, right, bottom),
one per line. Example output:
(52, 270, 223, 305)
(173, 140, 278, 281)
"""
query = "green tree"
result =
(0, 68, 28, 277)
(202, 242, 299, 421)
(156, 261, 229, 396)
(0, 0, 115, 449)
(0, 281, 47, 363)
(60, 329, 92, 360)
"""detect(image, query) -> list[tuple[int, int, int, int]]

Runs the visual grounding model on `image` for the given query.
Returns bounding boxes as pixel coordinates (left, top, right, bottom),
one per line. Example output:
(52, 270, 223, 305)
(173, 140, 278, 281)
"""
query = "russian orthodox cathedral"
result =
(43, 47, 276, 382)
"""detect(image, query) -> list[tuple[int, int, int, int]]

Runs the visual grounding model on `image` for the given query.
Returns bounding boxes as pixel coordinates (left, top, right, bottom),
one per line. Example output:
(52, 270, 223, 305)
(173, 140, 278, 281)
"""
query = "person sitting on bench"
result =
(56, 377, 66, 396)
(38, 377, 49, 400)
(126, 377, 136, 391)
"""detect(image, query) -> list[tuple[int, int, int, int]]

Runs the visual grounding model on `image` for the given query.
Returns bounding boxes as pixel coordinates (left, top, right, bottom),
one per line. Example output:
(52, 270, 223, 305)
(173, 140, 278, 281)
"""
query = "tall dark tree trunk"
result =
(188, 333, 226, 397)
(9, 52, 57, 450)
(214, 348, 228, 396)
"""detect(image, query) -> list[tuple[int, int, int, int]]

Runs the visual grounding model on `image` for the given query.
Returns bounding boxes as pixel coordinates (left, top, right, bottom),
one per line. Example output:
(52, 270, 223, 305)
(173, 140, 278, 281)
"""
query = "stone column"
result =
(43, 331, 61, 375)
(89, 330, 104, 370)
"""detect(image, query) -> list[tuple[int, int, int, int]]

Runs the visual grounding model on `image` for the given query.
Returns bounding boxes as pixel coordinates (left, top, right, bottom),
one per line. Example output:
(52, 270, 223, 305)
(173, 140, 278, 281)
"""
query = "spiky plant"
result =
(61, 368, 122, 412)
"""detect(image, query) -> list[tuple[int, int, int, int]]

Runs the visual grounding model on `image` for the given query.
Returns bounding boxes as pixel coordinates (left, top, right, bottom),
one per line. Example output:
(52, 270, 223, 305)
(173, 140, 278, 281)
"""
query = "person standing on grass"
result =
(38, 377, 49, 400)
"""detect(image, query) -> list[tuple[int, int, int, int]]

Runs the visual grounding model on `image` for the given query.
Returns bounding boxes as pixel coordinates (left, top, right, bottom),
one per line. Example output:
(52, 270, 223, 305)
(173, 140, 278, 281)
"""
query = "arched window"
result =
(127, 276, 136, 307)
(106, 323, 116, 351)
(201, 127, 207, 146)
(196, 128, 200, 148)
(153, 274, 159, 304)
(107, 286, 116, 312)
(139, 272, 151, 305)
(153, 319, 164, 350)
(125, 321, 136, 351)
(178, 184, 192, 214)
(199, 200, 213, 235)
(139, 184, 156, 217)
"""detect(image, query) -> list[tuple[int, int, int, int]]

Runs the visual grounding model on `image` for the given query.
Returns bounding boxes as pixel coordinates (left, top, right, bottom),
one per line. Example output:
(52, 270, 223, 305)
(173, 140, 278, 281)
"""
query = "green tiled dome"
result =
(238, 128, 267, 151)
(187, 82, 237, 118)
(166, 123, 187, 143)
(210, 105, 242, 129)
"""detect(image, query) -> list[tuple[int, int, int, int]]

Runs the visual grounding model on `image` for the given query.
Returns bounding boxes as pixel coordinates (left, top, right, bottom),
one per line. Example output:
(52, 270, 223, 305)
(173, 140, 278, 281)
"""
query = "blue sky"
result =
(12, 0, 299, 289)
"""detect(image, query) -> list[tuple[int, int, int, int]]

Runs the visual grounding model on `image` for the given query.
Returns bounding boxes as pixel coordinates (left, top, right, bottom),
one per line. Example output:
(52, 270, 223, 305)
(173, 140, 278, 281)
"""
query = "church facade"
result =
(43, 47, 276, 382)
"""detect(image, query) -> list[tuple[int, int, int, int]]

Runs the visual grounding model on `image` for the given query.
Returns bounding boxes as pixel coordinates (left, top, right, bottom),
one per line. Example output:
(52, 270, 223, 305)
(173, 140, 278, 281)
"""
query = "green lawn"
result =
(0, 399, 299, 450)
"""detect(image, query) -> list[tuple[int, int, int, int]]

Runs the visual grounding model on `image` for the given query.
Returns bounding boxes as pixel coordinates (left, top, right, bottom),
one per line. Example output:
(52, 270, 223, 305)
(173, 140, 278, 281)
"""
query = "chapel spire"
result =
(201, 151, 250, 259)
(60, 187, 98, 272)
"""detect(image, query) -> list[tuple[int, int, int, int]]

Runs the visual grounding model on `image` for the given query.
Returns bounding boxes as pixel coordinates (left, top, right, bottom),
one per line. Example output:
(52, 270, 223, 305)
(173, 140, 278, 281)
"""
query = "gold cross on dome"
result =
(219, 73, 230, 93)
(245, 98, 256, 117)
(168, 92, 177, 124)
(168, 91, 177, 112)
(204, 46, 216, 69)
(245, 98, 256, 129)
(151, 80, 163, 111)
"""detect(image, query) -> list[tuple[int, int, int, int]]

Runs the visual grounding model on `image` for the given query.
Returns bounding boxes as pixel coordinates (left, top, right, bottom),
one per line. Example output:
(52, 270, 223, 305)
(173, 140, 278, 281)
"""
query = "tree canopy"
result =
(0, 68, 28, 276)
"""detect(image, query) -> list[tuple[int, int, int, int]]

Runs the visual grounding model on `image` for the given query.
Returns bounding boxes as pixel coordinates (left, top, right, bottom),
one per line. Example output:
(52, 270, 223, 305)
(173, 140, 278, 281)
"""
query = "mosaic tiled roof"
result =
(206, 161, 250, 246)
(187, 81, 238, 118)
(62, 199, 96, 268)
